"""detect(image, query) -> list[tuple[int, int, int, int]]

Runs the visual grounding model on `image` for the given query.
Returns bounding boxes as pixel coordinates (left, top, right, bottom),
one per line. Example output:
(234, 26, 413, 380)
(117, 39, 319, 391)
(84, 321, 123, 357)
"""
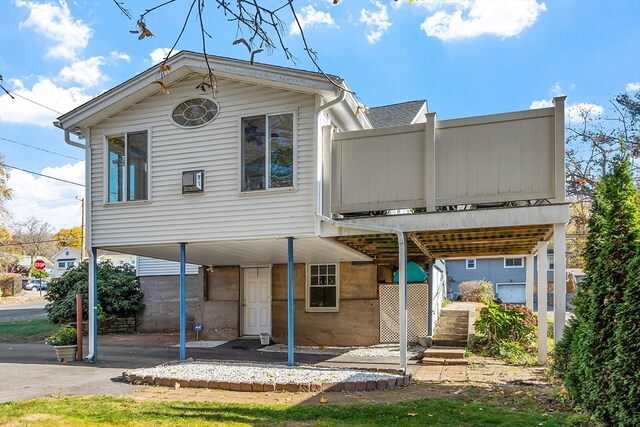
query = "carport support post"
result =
(179, 242, 187, 361)
(87, 247, 98, 362)
(553, 224, 566, 342)
(537, 241, 548, 365)
(398, 233, 408, 373)
(287, 237, 294, 366)
(526, 254, 535, 310)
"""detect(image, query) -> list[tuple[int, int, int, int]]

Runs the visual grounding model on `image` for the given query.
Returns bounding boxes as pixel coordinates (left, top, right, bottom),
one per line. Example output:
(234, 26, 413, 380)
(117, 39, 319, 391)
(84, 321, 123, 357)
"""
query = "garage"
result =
(496, 283, 526, 304)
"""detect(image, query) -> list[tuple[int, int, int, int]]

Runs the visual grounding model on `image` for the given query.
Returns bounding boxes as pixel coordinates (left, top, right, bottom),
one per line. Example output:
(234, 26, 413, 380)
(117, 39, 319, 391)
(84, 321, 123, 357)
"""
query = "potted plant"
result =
(48, 326, 77, 362)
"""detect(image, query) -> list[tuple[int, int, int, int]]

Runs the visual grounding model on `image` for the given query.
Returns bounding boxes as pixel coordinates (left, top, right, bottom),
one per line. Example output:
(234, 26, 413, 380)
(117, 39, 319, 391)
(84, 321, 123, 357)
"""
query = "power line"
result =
(1, 162, 85, 187)
(4, 90, 63, 115)
(1, 137, 83, 161)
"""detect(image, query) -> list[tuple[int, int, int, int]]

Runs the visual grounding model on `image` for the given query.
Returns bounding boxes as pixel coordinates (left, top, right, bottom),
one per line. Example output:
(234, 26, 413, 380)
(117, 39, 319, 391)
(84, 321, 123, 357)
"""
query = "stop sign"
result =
(33, 259, 46, 270)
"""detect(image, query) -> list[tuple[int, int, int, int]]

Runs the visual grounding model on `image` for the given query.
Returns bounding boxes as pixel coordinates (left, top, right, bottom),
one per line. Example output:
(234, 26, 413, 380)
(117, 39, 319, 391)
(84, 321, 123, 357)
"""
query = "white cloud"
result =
(566, 102, 604, 123)
(420, 0, 546, 41)
(626, 82, 640, 92)
(58, 56, 108, 88)
(6, 162, 85, 231)
(149, 48, 172, 64)
(16, 0, 92, 60)
(530, 99, 553, 109)
(290, 5, 337, 35)
(360, 1, 392, 43)
(111, 51, 131, 62)
(0, 78, 92, 127)
(551, 81, 564, 96)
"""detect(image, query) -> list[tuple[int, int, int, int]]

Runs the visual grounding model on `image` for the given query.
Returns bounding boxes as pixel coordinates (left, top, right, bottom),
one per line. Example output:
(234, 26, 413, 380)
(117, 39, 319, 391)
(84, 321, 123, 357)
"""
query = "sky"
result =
(0, 0, 639, 232)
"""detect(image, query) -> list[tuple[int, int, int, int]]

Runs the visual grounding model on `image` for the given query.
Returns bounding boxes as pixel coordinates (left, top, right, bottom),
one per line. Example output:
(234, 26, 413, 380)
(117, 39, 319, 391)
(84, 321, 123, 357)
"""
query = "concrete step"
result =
(422, 346, 466, 360)
(435, 325, 468, 333)
(433, 339, 467, 347)
(433, 333, 468, 341)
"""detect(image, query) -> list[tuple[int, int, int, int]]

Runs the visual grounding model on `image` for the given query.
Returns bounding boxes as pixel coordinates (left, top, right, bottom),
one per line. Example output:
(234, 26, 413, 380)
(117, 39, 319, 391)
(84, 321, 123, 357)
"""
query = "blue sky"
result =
(1, 0, 639, 231)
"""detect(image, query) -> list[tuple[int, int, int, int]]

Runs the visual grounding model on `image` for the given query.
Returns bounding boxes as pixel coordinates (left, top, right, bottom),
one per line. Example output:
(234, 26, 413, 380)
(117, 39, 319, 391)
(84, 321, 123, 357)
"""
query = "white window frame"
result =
(103, 128, 151, 204)
(504, 257, 525, 269)
(306, 263, 339, 312)
(466, 258, 476, 270)
(57, 260, 75, 269)
(548, 256, 554, 271)
(239, 110, 297, 194)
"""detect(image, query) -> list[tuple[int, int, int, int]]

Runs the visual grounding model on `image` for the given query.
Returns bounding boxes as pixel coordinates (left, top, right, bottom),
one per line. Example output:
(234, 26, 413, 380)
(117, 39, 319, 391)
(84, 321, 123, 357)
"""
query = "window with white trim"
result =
(306, 264, 339, 312)
(107, 131, 148, 202)
(57, 260, 76, 269)
(504, 257, 524, 268)
(241, 113, 294, 191)
(548, 256, 554, 271)
(466, 258, 476, 269)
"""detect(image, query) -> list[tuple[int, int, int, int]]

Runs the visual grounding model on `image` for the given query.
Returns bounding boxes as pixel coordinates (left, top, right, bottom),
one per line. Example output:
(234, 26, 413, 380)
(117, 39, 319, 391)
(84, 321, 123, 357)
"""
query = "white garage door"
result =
(497, 283, 526, 304)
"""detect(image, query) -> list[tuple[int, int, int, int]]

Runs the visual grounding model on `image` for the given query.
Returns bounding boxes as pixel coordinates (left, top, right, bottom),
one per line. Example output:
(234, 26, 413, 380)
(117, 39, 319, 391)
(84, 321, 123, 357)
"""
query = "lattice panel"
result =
(379, 284, 429, 343)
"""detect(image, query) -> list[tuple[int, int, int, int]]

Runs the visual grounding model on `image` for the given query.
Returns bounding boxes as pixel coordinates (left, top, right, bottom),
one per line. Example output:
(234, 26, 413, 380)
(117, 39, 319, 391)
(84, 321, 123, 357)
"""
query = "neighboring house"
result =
(56, 51, 569, 366)
(98, 250, 137, 269)
(446, 254, 556, 303)
(51, 247, 81, 278)
(18, 256, 54, 276)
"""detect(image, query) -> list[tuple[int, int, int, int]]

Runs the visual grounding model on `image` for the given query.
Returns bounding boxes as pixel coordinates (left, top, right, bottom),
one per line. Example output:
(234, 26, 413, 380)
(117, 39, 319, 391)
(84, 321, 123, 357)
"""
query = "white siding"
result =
(90, 77, 317, 247)
(137, 256, 199, 277)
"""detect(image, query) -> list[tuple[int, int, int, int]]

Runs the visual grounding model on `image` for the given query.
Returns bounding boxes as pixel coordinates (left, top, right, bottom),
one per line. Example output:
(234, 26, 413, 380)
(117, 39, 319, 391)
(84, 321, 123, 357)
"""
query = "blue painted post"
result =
(91, 247, 98, 362)
(287, 237, 294, 366)
(179, 242, 186, 361)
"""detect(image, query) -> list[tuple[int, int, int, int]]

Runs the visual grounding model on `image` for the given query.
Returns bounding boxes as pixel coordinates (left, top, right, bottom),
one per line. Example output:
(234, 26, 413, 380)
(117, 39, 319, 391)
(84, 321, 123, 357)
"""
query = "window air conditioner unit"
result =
(182, 170, 204, 194)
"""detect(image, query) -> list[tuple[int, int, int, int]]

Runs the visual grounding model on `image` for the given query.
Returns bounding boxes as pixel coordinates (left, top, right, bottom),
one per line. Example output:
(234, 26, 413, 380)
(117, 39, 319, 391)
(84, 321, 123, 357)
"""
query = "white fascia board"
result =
(57, 51, 344, 131)
(323, 203, 570, 236)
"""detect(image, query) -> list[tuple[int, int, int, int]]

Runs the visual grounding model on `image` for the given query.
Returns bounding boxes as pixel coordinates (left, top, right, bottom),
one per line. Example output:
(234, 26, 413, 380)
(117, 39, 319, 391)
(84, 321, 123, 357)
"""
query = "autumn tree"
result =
(11, 217, 56, 261)
(53, 226, 83, 249)
(0, 153, 12, 225)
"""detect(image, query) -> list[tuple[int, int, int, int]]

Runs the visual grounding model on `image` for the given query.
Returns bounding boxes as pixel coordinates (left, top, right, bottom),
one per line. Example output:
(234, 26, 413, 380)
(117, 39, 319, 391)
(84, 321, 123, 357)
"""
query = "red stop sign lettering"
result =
(34, 259, 46, 270)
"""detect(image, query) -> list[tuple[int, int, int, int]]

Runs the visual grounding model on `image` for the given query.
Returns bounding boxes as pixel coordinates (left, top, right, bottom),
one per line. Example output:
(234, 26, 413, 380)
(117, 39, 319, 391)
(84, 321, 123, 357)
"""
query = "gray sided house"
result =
(446, 254, 555, 304)
(56, 51, 570, 367)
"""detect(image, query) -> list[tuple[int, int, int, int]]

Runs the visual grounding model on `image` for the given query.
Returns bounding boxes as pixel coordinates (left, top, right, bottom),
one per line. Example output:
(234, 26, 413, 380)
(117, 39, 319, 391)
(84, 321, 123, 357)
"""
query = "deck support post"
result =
(86, 247, 98, 362)
(526, 254, 535, 310)
(537, 241, 548, 365)
(179, 242, 186, 361)
(287, 237, 295, 366)
(399, 232, 408, 373)
(553, 224, 567, 342)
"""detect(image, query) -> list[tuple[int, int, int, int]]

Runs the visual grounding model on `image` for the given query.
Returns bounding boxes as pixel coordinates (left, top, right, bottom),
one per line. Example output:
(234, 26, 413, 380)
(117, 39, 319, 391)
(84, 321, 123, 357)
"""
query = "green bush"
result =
(473, 302, 537, 364)
(458, 279, 495, 304)
(45, 261, 144, 324)
(48, 326, 77, 346)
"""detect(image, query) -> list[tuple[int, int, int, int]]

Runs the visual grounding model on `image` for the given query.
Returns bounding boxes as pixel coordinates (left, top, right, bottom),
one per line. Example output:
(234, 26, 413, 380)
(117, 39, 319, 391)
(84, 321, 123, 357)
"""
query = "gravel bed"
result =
(172, 341, 228, 348)
(258, 343, 426, 358)
(127, 361, 402, 384)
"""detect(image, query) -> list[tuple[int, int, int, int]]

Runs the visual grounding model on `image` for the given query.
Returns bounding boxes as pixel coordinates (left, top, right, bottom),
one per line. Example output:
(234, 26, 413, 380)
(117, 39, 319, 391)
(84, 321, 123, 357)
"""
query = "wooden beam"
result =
(407, 232, 435, 261)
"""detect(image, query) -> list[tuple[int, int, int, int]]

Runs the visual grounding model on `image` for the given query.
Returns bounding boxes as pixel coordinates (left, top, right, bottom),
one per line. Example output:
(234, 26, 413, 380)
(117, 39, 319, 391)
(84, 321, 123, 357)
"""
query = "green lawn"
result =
(0, 394, 584, 427)
(0, 319, 59, 343)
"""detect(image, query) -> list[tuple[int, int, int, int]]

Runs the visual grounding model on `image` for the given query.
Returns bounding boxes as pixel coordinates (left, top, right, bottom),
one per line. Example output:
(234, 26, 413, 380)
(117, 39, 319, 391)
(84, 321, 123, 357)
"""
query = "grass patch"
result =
(0, 394, 575, 426)
(0, 319, 59, 343)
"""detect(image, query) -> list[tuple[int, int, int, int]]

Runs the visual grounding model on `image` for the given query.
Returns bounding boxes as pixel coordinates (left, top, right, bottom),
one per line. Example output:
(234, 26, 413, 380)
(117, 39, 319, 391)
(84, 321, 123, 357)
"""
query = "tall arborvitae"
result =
(608, 157, 640, 427)
(561, 155, 640, 425)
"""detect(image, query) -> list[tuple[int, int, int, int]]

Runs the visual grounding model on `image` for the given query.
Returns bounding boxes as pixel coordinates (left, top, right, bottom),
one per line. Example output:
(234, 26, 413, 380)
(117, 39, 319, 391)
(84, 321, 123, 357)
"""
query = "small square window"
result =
(306, 263, 339, 312)
(466, 259, 476, 270)
(548, 256, 554, 271)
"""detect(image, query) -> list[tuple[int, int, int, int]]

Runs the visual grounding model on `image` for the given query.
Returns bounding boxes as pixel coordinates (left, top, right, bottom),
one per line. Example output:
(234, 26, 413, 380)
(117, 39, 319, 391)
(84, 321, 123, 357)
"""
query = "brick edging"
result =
(124, 372, 412, 393)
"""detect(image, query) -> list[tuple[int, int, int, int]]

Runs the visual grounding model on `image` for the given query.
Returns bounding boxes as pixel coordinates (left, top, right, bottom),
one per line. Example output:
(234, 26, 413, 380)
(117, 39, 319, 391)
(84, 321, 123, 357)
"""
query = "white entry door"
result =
(243, 268, 271, 335)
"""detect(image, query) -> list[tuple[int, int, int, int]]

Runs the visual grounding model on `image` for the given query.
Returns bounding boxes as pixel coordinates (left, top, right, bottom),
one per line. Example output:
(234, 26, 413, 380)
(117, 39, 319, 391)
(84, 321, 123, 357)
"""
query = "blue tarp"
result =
(392, 261, 427, 283)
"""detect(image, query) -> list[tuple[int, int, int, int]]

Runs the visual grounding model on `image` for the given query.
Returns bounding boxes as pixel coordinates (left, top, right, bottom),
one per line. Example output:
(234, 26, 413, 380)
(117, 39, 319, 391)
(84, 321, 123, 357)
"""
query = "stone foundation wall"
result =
(98, 317, 137, 334)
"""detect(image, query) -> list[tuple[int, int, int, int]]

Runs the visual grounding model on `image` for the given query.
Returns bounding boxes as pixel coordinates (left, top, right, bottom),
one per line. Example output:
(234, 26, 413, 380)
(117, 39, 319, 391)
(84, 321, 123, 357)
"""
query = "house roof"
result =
(52, 247, 81, 260)
(56, 50, 369, 133)
(367, 100, 427, 128)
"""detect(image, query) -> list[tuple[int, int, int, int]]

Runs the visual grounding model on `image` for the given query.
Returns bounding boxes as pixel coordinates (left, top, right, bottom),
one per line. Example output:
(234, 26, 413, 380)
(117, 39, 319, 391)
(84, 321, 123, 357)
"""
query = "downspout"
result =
(55, 121, 95, 361)
(313, 97, 409, 373)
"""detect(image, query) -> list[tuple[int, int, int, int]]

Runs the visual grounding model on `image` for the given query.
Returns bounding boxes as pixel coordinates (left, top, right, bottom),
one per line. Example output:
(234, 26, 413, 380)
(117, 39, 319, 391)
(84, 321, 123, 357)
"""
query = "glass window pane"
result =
(310, 265, 318, 275)
(268, 114, 293, 188)
(127, 131, 148, 201)
(327, 276, 335, 287)
(310, 276, 318, 286)
(328, 265, 336, 275)
(319, 265, 327, 274)
(310, 288, 324, 307)
(108, 136, 125, 202)
(323, 287, 337, 308)
(242, 116, 266, 191)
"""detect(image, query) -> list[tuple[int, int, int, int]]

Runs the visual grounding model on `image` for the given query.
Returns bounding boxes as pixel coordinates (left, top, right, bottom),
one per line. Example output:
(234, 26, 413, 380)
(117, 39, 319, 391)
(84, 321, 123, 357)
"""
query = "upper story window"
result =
(306, 264, 339, 312)
(548, 256, 554, 271)
(57, 260, 75, 269)
(466, 258, 476, 270)
(504, 257, 524, 268)
(107, 131, 148, 203)
(241, 113, 294, 192)
(171, 98, 219, 128)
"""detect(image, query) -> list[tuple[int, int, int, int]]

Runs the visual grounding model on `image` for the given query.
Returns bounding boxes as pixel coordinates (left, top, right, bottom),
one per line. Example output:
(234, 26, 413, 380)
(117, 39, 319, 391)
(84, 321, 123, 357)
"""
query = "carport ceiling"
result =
(330, 224, 554, 263)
